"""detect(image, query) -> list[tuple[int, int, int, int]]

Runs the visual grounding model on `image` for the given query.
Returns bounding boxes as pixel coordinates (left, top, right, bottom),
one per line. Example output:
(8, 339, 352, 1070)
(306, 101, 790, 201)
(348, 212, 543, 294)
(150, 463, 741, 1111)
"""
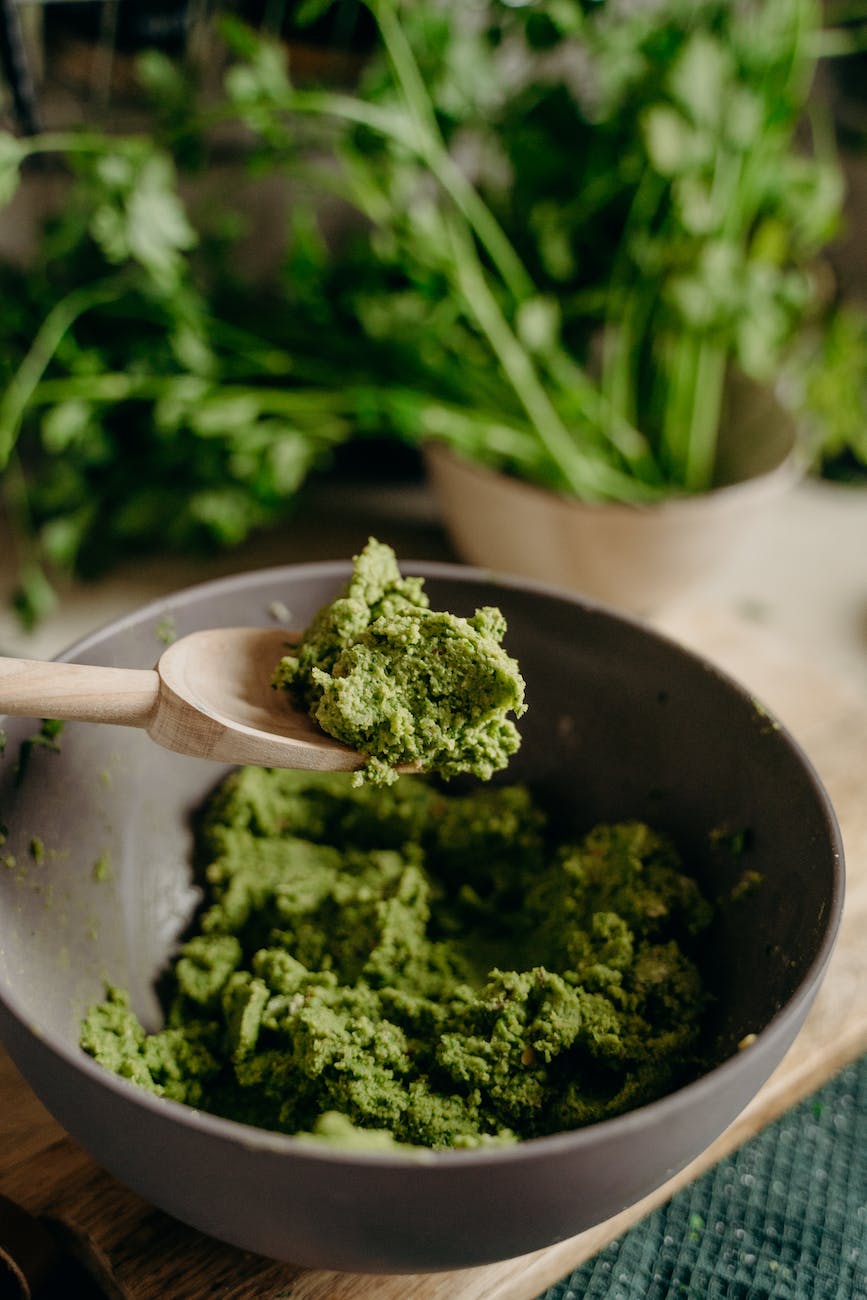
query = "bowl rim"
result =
(0, 558, 846, 1169)
(424, 440, 803, 522)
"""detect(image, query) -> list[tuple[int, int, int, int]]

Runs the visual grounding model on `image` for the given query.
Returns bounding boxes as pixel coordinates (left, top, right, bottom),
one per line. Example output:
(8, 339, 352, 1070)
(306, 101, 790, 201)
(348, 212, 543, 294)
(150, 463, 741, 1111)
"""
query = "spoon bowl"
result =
(0, 627, 363, 771)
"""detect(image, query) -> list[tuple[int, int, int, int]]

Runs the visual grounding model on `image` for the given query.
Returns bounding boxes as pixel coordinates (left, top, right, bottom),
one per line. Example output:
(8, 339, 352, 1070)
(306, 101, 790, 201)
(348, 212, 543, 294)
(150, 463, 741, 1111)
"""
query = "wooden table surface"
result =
(1, 606, 865, 1298)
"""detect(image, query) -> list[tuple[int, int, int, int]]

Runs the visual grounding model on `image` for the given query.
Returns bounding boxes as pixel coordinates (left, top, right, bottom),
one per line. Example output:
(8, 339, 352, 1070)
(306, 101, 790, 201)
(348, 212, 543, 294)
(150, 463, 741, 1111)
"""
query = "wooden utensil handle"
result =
(0, 658, 159, 728)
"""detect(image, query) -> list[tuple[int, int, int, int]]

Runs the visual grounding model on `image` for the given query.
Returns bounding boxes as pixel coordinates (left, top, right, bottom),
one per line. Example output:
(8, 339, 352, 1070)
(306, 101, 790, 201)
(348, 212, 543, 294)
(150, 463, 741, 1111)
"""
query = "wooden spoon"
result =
(0, 627, 368, 772)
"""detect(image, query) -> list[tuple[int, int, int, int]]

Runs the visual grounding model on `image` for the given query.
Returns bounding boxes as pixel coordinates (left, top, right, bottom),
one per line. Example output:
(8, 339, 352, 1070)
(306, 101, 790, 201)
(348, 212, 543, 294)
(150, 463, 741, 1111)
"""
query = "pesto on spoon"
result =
(0, 542, 525, 780)
(273, 538, 527, 786)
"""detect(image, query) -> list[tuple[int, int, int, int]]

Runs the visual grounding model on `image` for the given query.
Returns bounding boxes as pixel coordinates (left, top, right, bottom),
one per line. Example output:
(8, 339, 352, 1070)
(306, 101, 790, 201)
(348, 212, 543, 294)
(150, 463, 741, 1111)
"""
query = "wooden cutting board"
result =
(1, 608, 865, 1300)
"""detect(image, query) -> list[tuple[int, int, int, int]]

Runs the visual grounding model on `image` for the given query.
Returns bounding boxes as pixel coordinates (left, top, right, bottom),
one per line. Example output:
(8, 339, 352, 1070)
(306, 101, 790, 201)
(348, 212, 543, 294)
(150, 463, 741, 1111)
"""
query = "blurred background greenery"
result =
(0, 0, 865, 626)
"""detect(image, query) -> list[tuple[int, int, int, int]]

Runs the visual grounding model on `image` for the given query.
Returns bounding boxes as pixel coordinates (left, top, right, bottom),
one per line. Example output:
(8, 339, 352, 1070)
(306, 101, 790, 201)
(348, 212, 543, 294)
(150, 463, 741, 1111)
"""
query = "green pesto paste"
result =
(272, 537, 526, 786)
(80, 769, 714, 1150)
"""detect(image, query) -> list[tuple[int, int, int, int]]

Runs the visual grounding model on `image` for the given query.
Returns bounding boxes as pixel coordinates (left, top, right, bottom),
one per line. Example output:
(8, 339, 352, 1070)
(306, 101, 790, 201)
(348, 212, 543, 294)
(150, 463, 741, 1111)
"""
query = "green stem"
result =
(0, 276, 129, 471)
(198, 317, 298, 376)
(684, 343, 727, 492)
(660, 332, 700, 483)
(545, 346, 662, 483)
(444, 217, 654, 500)
(1, 452, 38, 575)
(266, 88, 415, 146)
(810, 24, 867, 58)
(369, 0, 534, 302)
(21, 132, 131, 157)
(366, 1, 647, 495)
(280, 48, 591, 487)
(443, 220, 578, 489)
(24, 372, 548, 462)
(600, 169, 667, 414)
(283, 55, 532, 304)
(605, 307, 637, 431)
(367, 0, 440, 140)
(286, 85, 534, 303)
(26, 374, 356, 412)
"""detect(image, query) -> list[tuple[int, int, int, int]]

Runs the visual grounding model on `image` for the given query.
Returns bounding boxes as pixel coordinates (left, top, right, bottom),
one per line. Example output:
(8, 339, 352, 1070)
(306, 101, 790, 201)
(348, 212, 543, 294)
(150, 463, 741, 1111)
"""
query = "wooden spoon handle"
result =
(0, 658, 159, 728)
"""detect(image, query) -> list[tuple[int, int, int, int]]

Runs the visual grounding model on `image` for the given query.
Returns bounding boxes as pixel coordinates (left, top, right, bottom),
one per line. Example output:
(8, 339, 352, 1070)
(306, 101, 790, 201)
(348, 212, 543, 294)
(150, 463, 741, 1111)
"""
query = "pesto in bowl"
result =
(81, 768, 712, 1149)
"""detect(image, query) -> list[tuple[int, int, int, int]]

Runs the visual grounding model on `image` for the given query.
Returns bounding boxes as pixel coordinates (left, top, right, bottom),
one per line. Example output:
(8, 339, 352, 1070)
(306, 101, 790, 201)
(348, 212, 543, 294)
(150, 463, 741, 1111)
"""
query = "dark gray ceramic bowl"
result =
(0, 562, 844, 1272)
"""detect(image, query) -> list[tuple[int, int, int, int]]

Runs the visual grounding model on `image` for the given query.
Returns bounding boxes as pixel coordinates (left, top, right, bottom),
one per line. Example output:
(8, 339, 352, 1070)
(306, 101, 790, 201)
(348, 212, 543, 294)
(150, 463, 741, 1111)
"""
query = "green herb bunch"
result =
(0, 0, 861, 624)
(0, 65, 353, 626)
(226, 0, 846, 498)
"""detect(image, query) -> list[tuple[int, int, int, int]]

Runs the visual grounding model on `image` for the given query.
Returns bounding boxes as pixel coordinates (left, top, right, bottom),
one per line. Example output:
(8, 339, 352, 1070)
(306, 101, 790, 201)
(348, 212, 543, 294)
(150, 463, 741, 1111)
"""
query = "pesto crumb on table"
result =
(271, 537, 527, 786)
(81, 769, 714, 1151)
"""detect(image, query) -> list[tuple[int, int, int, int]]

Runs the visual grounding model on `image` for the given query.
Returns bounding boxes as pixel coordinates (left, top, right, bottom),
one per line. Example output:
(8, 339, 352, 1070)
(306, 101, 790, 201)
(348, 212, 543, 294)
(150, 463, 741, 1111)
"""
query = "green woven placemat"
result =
(540, 1053, 867, 1300)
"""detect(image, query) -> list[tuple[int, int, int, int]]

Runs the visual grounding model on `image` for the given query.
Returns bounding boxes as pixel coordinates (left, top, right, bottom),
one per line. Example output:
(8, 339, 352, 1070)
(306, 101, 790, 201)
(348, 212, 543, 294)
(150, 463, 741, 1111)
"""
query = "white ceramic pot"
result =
(425, 378, 800, 616)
